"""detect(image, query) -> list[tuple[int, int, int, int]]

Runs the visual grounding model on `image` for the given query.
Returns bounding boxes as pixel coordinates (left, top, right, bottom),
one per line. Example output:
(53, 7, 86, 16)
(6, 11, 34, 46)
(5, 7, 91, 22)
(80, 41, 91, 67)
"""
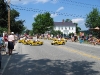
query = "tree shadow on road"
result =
(3, 54, 100, 75)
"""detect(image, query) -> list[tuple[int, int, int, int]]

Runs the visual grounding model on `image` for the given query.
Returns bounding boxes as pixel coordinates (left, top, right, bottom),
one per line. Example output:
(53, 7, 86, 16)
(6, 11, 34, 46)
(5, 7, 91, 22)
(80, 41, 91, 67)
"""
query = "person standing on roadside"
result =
(8, 32, 15, 55)
(74, 32, 77, 42)
(82, 32, 85, 41)
(79, 32, 83, 43)
(3, 31, 5, 38)
(0, 34, 3, 69)
(4, 33, 8, 54)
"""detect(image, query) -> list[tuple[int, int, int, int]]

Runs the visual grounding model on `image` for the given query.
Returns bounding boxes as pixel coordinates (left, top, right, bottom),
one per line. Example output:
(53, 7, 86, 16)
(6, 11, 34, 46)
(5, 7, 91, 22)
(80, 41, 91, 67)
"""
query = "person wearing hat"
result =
(8, 32, 15, 55)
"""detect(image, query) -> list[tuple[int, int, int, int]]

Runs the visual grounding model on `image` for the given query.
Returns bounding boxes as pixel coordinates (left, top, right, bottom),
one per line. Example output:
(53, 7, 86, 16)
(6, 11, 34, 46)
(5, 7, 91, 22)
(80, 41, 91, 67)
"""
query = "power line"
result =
(10, 0, 100, 12)
(11, 4, 86, 18)
(11, 7, 86, 18)
(60, 1, 93, 9)
(60, 0, 100, 8)
(8, 0, 100, 8)
(10, 0, 100, 18)
(7, 0, 100, 9)
(57, 2, 92, 11)
(10, 0, 100, 10)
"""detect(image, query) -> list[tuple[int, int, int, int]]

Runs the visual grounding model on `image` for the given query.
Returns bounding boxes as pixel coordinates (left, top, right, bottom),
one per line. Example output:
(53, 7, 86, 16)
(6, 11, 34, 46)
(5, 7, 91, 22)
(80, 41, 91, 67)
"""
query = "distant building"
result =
(54, 20, 76, 35)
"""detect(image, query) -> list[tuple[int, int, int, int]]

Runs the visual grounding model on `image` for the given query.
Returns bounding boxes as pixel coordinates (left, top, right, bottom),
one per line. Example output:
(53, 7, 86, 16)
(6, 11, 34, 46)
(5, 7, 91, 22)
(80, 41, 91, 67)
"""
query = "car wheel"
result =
(63, 42, 65, 45)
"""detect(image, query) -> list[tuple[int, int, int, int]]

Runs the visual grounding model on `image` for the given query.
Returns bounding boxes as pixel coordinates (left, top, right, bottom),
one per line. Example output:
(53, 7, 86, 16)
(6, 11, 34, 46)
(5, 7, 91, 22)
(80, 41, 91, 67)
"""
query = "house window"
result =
(69, 27, 70, 30)
(59, 27, 60, 30)
(72, 27, 73, 30)
(65, 27, 67, 30)
(62, 27, 63, 30)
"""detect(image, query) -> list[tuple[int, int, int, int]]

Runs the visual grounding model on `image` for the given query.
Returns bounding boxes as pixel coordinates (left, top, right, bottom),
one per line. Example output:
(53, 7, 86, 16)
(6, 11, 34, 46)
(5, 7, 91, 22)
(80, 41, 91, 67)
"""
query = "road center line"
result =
(59, 46, 100, 60)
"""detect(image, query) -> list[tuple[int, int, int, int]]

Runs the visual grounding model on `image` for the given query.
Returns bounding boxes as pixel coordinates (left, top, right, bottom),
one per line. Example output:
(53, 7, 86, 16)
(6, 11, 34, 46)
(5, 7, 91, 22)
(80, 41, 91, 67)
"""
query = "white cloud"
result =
(33, 13, 38, 18)
(72, 18, 88, 30)
(33, 6, 63, 18)
(10, 0, 49, 5)
(56, 7, 64, 12)
(50, 13, 57, 18)
(50, 0, 58, 4)
(35, 0, 49, 3)
(72, 18, 84, 23)
(51, 6, 64, 18)
(23, 1, 29, 5)
(10, 0, 29, 5)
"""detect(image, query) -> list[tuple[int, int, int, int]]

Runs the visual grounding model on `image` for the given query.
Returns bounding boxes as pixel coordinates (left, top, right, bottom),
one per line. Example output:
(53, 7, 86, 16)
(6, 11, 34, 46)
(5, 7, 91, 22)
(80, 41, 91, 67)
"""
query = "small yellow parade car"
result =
(61, 38, 67, 42)
(22, 39, 31, 45)
(51, 39, 65, 45)
(18, 39, 25, 43)
(18, 39, 22, 43)
(29, 40, 43, 46)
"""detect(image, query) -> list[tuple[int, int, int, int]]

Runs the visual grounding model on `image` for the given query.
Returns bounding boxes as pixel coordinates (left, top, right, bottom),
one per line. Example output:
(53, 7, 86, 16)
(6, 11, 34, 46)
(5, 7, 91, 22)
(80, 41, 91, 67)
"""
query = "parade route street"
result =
(2, 39, 100, 75)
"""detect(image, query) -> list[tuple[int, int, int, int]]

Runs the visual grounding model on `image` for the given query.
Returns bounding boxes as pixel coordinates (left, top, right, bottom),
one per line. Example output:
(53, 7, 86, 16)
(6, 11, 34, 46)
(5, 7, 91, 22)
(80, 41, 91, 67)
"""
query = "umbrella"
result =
(89, 27, 100, 31)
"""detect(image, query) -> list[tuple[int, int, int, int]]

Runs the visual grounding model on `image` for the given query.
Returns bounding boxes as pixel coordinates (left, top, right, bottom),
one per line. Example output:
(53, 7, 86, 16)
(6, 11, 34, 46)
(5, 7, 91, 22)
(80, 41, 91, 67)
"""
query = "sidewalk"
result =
(0, 54, 10, 75)
(0, 42, 18, 75)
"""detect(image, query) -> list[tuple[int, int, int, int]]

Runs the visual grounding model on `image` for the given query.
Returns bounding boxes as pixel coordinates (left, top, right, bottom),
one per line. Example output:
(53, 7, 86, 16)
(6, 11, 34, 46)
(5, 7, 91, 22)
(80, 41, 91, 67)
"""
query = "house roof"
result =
(54, 22, 76, 26)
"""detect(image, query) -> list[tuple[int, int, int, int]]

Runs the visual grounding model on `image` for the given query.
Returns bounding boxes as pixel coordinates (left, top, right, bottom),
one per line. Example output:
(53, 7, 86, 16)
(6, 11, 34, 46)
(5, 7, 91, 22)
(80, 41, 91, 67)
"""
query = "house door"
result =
(63, 30, 69, 35)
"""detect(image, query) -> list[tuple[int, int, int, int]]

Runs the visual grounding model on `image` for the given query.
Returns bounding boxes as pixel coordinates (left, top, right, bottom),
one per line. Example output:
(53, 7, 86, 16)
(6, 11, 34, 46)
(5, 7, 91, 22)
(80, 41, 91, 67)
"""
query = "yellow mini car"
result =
(18, 40, 22, 43)
(22, 40, 28, 45)
(26, 40, 32, 45)
(22, 39, 32, 45)
(61, 38, 67, 42)
(18, 39, 25, 43)
(51, 39, 65, 45)
(29, 40, 43, 46)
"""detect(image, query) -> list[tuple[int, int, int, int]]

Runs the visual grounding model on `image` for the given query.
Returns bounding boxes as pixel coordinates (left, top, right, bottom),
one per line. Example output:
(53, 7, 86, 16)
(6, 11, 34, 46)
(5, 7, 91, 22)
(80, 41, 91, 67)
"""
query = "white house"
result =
(54, 20, 76, 35)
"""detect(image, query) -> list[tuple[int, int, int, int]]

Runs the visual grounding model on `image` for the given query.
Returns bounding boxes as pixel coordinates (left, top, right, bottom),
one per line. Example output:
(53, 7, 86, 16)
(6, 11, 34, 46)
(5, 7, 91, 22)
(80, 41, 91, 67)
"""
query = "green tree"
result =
(65, 19, 72, 22)
(32, 12, 54, 34)
(0, 0, 8, 33)
(10, 9, 25, 34)
(85, 8, 100, 28)
(85, 8, 100, 38)
(0, 27, 7, 34)
(25, 29, 30, 35)
(74, 23, 81, 34)
(0, 0, 8, 28)
(0, 0, 25, 34)
(29, 30, 33, 36)
(50, 30, 63, 37)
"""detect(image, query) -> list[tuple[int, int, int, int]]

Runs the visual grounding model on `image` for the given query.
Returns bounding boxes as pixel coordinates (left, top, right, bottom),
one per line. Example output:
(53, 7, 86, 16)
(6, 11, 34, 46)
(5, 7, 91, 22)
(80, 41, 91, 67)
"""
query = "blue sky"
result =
(9, 0, 100, 30)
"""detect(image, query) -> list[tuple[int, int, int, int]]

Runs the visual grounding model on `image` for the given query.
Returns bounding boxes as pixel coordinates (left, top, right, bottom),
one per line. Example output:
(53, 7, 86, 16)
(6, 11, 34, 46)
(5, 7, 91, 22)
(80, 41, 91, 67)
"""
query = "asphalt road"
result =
(2, 39, 100, 75)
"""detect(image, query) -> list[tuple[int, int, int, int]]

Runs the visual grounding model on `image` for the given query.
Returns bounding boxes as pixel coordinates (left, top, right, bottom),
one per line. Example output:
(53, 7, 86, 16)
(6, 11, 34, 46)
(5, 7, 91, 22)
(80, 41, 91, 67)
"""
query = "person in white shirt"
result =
(8, 32, 15, 55)
(58, 36, 61, 41)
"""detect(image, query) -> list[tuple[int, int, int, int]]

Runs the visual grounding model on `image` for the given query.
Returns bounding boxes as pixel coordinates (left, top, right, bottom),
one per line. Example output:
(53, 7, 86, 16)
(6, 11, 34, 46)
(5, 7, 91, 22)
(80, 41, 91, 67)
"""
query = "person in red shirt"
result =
(4, 34, 8, 54)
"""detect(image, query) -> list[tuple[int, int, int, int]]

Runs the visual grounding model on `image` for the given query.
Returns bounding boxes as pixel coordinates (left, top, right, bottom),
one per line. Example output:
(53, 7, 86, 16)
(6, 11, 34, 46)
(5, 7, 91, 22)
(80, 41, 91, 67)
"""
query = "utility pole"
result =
(7, 0, 10, 34)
